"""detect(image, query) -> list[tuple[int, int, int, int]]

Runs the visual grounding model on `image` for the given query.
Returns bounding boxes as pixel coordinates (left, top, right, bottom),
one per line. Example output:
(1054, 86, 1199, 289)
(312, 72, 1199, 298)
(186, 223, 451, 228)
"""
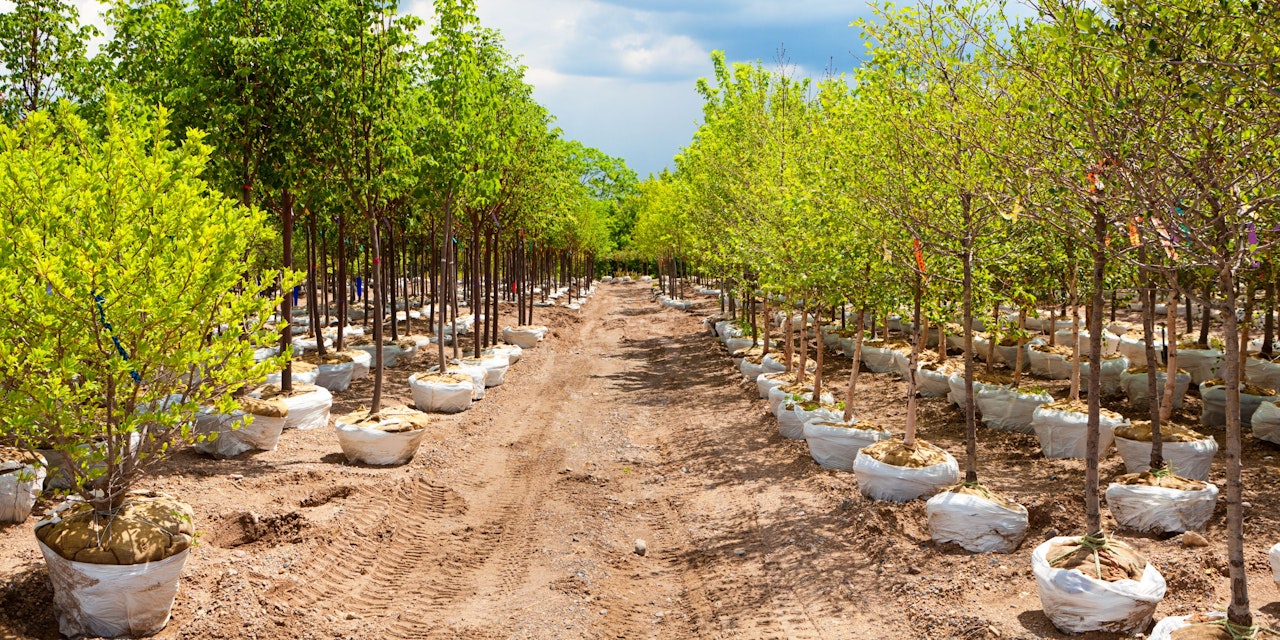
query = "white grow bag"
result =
(1080, 356, 1130, 396)
(503, 326, 547, 349)
(1031, 405, 1123, 459)
(739, 357, 765, 382)
(1105, 481, 1218, 533)
(946, 373, 1005, 408)
(1028, 348, 1073, 380)
(344, 350, 372, 380)
(1200, 382, 1278, 428)
(487, 343, 523, 365)
(315, 361, 354, 392)
(1180, 348, 1224, 384)
(1117, 334, 1163, 364)
(776, 397, 841, 440)
(266, 367, 317, 386)
(193, 409, 287, 458)
(852, 449, 959, 502)
(1246, 357, 1280, 392)
(760, 353, 787, 373)
(39, 540, 189, 639)
(352, 344, 402, 368)
(861, 346, 899, 374)
(926, 490, 1028, 554)
(334, 420, 427, 466)
(755, 372, 790, 399)
(0, 458, 45, 523)
(726, 338, 755, 358)
(1271, 543, 1280, 584)
(977, 387, 1053, 433)
(1032, 537, 1166, 635)
(1252, 400, 1280, 444)
(453, 363, 487, 400)
(1149, 613, 1224, 640)
(916, 366, 951, 398)
(475, 354, 511, 387)
(1121, 369, 1191, 409)
(802, 419, 888, 470)
(1113, 436, 1217, 481)
(767, 385, 833, 416)
(291, 336, 333, 354)
(248, 385, 331, 431)
(408, 374, 473, 413)
(1054, 329, 1120, 356)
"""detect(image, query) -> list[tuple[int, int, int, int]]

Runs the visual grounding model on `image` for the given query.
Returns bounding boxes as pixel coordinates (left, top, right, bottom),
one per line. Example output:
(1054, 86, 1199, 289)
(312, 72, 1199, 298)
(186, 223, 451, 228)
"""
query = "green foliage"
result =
(0, 0, 101, 122)
(0, 100, 297, 512)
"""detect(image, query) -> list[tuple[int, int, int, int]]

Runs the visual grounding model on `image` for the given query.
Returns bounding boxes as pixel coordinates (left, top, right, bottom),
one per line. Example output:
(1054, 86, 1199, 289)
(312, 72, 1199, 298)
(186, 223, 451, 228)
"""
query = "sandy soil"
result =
(2, 283, 1280, 640)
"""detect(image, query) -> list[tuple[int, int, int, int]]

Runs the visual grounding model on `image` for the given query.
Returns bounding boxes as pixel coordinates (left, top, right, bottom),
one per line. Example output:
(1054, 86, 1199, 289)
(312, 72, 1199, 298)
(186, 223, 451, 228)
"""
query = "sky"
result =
(459, 0, 878, 178)
(38, 0, 885, 179)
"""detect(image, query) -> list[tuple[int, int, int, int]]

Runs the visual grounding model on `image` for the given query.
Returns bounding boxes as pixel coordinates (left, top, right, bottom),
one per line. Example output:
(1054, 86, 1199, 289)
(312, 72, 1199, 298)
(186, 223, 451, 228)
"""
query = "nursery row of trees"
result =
(0, 0, 635, 582)
(633, 0, 1280, 634)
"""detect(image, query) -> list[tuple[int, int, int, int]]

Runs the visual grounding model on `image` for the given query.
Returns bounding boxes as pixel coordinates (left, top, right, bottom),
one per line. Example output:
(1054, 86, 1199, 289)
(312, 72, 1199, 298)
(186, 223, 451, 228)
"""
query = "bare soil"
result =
(3, 284, 1280, 639)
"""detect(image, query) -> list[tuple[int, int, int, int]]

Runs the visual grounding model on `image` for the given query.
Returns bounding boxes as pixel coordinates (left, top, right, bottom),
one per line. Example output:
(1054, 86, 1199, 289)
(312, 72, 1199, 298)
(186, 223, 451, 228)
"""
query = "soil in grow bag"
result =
(861, 438, 950, 468)
(1045, 535, 1145, 583)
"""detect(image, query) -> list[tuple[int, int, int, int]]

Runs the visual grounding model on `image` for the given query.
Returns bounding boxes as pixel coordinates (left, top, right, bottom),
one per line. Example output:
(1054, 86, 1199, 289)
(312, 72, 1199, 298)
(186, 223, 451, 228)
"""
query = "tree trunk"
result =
(335, 214, 348, 352)
(1159, 288, 1180, 427)
(1218, 265, 1251, 628)
(370, 216, 385, 415)
(905, 270, 922, 448)
(1083, 211, 1105, 535)
(961, 216, 978, 483)
(280, 190, 295, 393)
(844, 311, 865, 423)
(307, 207, 326, 357)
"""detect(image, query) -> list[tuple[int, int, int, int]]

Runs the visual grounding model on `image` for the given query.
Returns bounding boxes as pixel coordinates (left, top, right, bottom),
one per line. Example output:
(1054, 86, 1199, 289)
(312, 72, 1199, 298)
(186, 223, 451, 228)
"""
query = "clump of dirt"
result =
(212, 511, 308, 548)
(36, 490, 195, 564)
(1114, 470, 1206, 491)
(300, 485, 355, 508)
(1115, 421, 1211, 443)
(861, 438, 950, 468)
(1046, 535, 1146, 582)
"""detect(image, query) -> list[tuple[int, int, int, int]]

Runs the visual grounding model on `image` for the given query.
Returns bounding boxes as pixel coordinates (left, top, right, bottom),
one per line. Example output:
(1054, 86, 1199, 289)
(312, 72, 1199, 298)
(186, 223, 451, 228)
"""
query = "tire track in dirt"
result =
(614, 285, 842, 640)
(274, 289, 649, 639)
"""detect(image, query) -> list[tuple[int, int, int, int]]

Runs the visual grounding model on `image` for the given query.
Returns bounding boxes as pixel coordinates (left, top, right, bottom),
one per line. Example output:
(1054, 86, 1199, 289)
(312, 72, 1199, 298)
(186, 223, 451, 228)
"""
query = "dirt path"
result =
(6, 281, 1280, 640)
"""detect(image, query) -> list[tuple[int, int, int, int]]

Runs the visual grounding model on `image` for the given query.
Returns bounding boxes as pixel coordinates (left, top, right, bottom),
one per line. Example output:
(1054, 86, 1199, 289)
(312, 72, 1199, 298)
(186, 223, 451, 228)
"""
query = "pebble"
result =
(1182, 531, 1209, 548)
(733, 548, 746, 557)
(634, 539, 647, 556)
(681, 467, 689, 473)
(907, 565, 923, 575)
(1043, 528, 1059, 540)
(599, 609, 608, 616)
